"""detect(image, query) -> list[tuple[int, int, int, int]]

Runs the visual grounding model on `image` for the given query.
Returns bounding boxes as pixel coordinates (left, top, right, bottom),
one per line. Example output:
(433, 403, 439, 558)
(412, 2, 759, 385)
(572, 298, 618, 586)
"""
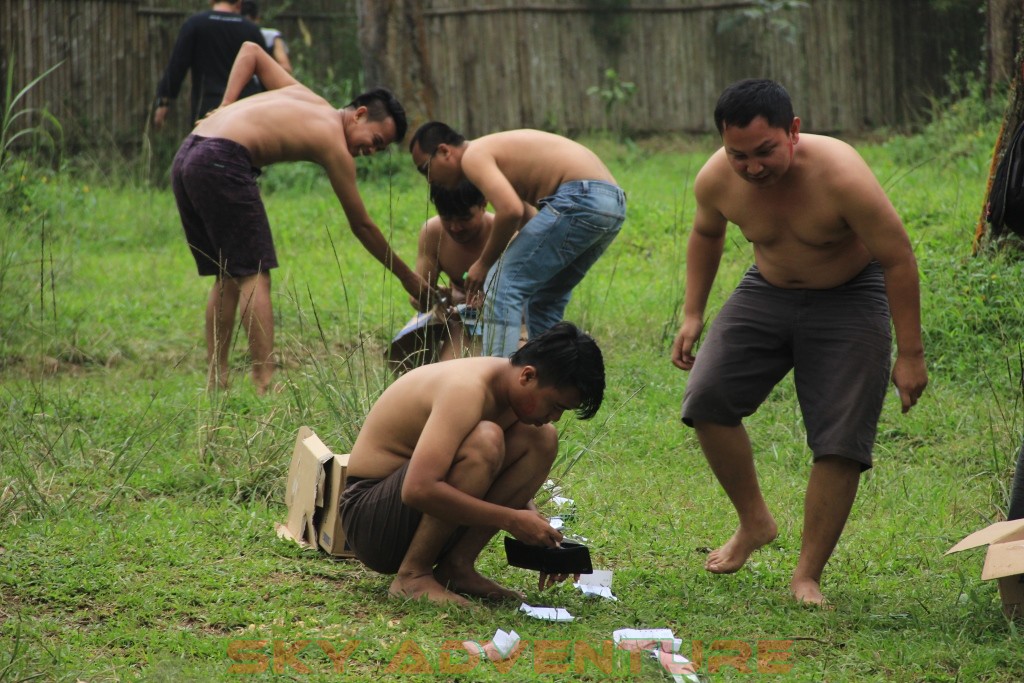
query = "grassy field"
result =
(2, 95, 1024, 681)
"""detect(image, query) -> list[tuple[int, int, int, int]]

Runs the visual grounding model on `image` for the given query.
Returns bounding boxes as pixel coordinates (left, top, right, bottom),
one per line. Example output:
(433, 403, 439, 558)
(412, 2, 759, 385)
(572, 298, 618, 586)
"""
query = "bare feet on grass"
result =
(790, 577, 832, 608)
(705, 516, 778, 574)
(435, 563, 525, 602)
(389, 572, 472, 607)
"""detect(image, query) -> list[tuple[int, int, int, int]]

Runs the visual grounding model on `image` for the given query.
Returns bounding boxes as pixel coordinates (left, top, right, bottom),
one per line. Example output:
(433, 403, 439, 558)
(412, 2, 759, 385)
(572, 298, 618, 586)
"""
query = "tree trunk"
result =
(357, 0, 437, 132)
(988, 0, 1024, 93)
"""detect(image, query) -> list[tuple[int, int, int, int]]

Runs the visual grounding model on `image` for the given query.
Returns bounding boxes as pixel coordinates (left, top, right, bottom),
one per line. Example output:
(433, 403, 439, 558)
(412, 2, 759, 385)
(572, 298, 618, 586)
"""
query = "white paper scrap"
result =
(549, 516, 564, 530)
(574, 569, 617, 600)
(651, 648, 701, 683)
(491, 629, 520, 658)
(612, 628, 681, 653)
(519, 602, 574, 622)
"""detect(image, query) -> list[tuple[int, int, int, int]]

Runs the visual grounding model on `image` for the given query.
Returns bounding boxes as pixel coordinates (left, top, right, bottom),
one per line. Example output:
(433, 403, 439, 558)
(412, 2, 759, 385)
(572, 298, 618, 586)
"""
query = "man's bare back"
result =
(348, 357, 518, 480)
(194, 87, 350, 168)
(464, 129, 617, 205)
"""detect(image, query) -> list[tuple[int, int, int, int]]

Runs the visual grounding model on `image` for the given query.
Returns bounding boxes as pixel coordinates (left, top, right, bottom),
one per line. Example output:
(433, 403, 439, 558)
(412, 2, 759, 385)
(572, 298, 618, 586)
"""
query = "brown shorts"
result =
(171, 135, 277, 277)
(341, 462, 466, 574)
(681, 262, 891, 470)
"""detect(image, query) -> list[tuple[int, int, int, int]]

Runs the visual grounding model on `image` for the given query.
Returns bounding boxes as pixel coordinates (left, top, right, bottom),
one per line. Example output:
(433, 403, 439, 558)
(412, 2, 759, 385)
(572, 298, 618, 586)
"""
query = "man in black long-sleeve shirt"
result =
(153, 0, 266, 130)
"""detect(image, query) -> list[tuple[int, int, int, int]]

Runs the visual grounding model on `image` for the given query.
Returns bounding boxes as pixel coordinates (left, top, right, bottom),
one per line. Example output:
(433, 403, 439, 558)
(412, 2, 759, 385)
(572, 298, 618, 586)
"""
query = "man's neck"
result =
(212, 2, 240, 13)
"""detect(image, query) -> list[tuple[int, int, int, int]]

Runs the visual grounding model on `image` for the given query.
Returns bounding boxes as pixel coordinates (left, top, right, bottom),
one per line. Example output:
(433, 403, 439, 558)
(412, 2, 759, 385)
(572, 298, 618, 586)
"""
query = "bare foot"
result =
(705, 517, 778, 574)
(435, 564, 525, 602)
(389, 572, 472, 607)
(790, 577, 833, 608)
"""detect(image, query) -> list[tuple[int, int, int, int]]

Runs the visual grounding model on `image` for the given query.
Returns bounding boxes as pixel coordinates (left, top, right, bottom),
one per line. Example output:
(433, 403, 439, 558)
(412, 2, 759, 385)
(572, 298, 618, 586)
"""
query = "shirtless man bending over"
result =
(671, 79, 928, 605)
(171, 41, 430, 393)
(409, 124, 626, 358)
(342, 321, 604, 605)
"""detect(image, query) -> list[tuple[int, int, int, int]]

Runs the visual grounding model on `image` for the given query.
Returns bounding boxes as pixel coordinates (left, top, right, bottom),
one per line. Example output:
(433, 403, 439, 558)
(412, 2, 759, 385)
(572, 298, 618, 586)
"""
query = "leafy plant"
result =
(716, 0, 810, 44)
(586, 68, 637, 139)
(1, 56, 64, 170)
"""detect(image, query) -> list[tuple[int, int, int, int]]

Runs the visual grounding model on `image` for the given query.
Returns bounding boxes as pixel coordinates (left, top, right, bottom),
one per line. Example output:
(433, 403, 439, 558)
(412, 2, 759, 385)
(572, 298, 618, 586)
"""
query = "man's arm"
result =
(461, 150, 525, 296)
(838, 155, 928, 412)
(401, 388, 562, 547)
(671, 163, 728, 371)
(321, 149, 432, 304)
(220, 41, 299, 107)
(153, 18, 196, 129)
(411, 219, 444, 311)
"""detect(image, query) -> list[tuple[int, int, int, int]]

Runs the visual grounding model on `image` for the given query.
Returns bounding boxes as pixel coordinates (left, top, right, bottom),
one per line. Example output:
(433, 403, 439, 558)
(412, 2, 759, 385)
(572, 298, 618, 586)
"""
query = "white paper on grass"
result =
(519, 602, 574, 622)
(574, 569, 617, 600)
(491, 629, 520, 658)
(612, 628, 682, 653)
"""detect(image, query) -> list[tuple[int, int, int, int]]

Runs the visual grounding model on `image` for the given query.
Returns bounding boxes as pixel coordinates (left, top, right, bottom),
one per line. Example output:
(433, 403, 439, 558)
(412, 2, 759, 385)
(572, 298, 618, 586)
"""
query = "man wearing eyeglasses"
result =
(408, 123, 626, 358)
(172, 42, 430, 394)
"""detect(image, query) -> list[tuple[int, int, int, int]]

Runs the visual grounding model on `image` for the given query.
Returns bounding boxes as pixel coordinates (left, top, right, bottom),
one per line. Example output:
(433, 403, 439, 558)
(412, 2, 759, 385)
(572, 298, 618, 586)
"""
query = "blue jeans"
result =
(481, 180, 626, 356)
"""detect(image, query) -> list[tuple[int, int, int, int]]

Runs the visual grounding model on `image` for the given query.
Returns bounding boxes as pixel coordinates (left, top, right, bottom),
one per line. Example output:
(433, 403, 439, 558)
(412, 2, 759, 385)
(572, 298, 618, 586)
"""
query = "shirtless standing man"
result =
(171, 41, 429, 393)
(408, 123, 626, 357)
(342, 321, 605, 605)
(670, 79, 928, 605)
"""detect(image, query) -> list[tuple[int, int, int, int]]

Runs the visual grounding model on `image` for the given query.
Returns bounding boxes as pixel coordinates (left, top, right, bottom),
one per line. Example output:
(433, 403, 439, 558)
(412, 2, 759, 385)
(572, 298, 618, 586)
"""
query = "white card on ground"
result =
(519, 602, 574, 622)
(612, 628, 682, 653)
(491, 629, 520, 658)
(574, 570, 617, 600)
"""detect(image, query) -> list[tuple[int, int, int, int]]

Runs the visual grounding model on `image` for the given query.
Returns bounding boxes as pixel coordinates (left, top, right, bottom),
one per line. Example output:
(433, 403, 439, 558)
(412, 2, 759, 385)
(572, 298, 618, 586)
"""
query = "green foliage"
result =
(0, 56, 63, 170)
(584, 0, 633, 59)
(880, 68, 1000, 169)
(586, 68, 637, 139)
(715, 0, 810, 44)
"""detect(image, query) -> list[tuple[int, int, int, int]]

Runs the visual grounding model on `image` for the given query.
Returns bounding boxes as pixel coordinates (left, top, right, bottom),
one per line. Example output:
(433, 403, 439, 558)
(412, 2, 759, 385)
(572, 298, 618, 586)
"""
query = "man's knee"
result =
(511, 422, 558, 469)
(456, 421, 506, 474)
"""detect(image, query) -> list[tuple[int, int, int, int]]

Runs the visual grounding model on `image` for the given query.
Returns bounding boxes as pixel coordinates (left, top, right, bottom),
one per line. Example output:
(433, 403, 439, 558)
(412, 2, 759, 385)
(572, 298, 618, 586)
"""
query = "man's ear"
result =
(518, 365, 537, 386)
(354, 105, 369, 122)
(790, 116, 801, 142)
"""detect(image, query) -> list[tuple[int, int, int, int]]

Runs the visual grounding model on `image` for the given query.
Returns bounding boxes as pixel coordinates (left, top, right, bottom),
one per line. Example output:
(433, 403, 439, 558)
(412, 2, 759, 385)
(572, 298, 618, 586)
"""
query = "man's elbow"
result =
(401, 480, 431, 510)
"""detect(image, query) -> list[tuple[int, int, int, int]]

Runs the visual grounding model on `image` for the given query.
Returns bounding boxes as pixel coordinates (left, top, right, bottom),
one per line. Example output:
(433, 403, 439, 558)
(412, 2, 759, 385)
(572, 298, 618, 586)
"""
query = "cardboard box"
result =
(281, 426, 355, 558)
(947, 519, 1024, 618)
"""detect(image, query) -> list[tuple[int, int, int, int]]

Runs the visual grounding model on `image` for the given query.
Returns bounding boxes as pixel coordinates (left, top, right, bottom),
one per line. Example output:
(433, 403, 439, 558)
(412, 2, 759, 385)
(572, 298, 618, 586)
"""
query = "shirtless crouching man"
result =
(671, 79, 928, 605)
(408, 123, 626, 358)
(171, 41, 430, 393)
(342, 322, 604, 605)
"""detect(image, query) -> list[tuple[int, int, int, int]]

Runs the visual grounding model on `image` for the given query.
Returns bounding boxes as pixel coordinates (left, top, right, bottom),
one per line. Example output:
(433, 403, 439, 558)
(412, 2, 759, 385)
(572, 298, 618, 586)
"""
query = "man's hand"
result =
(465, 260, 490, 301)
(892, 352, 927, 413)
(671, 315, 705, 370)
(152, 105, 169, 131)
(507, 508, 562, 548)
(538, 572, 580, 591)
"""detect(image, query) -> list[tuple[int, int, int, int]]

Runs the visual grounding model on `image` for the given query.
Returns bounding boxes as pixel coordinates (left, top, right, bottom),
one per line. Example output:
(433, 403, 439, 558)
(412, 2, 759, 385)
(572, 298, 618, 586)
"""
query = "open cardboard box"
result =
(279, 426, 355, 558)
(947, 519, 1024, 618)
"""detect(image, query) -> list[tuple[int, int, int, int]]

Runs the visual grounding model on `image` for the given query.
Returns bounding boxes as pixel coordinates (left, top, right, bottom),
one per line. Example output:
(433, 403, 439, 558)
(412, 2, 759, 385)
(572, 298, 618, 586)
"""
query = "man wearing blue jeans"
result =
(409, 123, 626, 357)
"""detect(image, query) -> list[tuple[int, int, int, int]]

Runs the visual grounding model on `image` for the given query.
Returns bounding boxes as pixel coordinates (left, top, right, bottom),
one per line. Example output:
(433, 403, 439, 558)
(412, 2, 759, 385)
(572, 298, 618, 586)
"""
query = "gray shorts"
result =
(681, 262, 891, 470)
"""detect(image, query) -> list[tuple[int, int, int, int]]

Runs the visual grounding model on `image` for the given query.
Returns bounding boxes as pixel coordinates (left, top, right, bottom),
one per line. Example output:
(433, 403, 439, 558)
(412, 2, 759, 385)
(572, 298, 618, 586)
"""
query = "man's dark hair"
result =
(510, 321, 605, 420)
(410, 121, 466, 155)
(713, 79, 794, 135)
(347, 88, 408, 143)
(240, 1, 258, 20)
(430, 181, 486, 220)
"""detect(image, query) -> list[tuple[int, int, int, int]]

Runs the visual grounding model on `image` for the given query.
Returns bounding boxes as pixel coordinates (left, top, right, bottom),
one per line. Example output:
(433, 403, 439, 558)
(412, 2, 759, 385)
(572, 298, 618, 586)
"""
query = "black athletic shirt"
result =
(155, 10, 266, 121)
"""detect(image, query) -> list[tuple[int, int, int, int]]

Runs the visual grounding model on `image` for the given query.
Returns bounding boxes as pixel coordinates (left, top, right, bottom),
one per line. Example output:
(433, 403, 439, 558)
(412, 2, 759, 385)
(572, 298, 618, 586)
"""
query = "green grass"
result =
(2, 114, 1023, 682)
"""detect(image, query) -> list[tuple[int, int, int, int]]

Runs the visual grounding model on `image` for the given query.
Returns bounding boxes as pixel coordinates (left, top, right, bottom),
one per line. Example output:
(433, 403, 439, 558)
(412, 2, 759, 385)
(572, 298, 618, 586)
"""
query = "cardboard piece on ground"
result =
(947, 518, 1024, 618)
(318, 451, 353, 556)
(282, 426, 355, 558)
